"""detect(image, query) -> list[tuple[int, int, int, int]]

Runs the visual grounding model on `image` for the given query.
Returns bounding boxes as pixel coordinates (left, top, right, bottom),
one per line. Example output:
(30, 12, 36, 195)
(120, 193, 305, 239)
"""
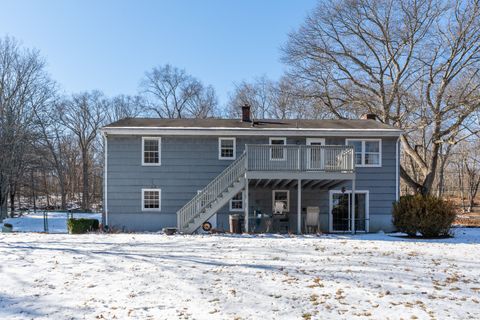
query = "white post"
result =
(351, 179, 356, 235)
(297, 148, 301, 170)
(297, 179, 302, 234)
(244, 176, 249, 233)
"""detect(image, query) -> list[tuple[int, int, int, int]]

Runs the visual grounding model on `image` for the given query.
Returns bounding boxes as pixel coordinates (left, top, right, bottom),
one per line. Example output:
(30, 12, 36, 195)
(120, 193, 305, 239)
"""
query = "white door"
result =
(306, 138, 326, 170)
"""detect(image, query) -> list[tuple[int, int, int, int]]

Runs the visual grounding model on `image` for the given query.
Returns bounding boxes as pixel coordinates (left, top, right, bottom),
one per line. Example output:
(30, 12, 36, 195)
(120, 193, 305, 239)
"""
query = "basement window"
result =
(272, 190, 290, 213)
(142, 189, 161, 211)
(229, 192, 243, 211)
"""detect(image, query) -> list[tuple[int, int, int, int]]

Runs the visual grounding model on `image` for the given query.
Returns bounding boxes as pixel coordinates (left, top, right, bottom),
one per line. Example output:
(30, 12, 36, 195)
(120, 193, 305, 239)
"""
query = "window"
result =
(229, 192, 243, 211)
(218, 137, 236, 160)
(269, 137, 286, 160)
(142, 137, 161, 166)
(142, 189, 161, 211)
(346, 139, 381, 167)
(272, 190, 289, 212)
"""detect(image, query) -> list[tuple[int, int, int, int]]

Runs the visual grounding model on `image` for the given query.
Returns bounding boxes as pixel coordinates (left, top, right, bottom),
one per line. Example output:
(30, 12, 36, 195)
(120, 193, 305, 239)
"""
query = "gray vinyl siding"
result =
(106, 135, 398, 232)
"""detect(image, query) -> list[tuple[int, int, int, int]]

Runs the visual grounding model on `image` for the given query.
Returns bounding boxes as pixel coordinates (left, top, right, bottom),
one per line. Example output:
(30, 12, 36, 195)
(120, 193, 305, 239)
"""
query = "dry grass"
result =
(443, 195, 480, 227)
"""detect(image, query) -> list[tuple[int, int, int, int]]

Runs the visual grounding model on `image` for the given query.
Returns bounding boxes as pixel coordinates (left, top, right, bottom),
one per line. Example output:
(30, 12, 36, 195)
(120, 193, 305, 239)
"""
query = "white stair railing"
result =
(177, 152, 246, 231)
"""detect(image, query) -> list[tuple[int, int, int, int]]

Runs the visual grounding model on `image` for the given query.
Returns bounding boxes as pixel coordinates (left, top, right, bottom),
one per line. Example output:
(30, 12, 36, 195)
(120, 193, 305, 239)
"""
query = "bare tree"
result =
(269, 76, 325, 119)
(106, 94, 144, 123)
(58, 91, 107, 211)
(455, 141, 480, 212)
(227, 75, 317, 119)
(227, 76, 274, 119)
(34, 98, 72, 210)
(283, 0, 480, 194)
(141, 64, 218, 118)
(0, 36, 54, 220)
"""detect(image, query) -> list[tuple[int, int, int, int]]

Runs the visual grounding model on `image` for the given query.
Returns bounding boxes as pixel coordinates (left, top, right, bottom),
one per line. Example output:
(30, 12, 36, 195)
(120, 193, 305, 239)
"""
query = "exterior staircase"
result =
(177, 152, 246, 234)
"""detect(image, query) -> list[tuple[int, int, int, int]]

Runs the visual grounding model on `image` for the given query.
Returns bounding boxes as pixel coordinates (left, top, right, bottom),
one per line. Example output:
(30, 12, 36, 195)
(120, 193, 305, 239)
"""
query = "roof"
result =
(101, 117, 402, 137)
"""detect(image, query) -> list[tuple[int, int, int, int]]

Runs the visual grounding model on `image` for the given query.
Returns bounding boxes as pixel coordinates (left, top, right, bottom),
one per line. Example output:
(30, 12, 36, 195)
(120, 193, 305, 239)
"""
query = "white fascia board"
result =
(100, 127, 403, 137)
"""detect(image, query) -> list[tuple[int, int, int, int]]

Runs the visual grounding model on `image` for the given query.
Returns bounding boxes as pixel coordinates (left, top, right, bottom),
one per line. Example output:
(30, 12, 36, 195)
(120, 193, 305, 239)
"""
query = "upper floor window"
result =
(142, 188, 161, 211)
(218, 137, 236, 160)
(269, 137, 286, 160)
(346, 139, 381, 167)
(142, 137, 161, 166)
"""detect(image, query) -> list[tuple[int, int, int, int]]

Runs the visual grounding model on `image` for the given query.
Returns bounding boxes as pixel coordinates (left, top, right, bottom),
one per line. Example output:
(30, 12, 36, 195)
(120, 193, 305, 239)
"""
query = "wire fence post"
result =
(43, 211, 49, 233)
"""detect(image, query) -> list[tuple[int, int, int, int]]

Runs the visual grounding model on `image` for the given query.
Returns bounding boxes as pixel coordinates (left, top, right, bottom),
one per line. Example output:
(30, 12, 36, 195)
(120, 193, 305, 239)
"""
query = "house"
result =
(100, 106, 402, 234)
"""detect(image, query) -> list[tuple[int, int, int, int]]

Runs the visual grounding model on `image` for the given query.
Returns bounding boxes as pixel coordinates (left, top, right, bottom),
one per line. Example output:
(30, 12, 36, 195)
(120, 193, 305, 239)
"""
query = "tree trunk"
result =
(458, 164, 466, 213)
(9, 188, 15, 218)
(437, 146, 446, 198)
(60, 178, 67, 210)
(31, 170, 36, 213)
(468, 197, 474, 213)
(43, 170, 50, 208)
(0, 191, 7, 222)
(81, 148, 89, 211)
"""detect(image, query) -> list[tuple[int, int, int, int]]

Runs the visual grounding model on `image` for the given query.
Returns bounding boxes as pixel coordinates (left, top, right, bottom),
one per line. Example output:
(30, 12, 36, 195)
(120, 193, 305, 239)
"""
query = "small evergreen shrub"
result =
(67, 218, 99, 234)
(392, 195, 456, 237)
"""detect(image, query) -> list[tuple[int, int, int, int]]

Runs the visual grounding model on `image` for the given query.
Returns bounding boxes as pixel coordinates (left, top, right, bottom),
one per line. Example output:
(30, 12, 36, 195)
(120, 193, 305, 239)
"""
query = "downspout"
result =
(102, 131, 109, 226)
(395, 137, 400, 201)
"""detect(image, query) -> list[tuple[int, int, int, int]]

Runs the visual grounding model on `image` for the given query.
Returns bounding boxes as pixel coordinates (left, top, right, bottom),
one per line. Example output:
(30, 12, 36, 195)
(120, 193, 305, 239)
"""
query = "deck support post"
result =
(297, 179, 302, 234)
(351, 178, 356, 235)
(244, 176, 249, 233)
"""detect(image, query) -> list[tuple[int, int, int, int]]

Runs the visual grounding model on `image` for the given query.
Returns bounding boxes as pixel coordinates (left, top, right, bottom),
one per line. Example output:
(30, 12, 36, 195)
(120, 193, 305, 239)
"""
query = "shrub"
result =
(392, 195, 456, 238)
(67, 218, 99, 234)
(392, 195, 456, 237)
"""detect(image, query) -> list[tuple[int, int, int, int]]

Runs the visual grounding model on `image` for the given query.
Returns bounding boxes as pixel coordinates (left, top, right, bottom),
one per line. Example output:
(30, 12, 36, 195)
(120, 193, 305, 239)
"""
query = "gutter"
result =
(396, 137, 400, 201)
(100, 127, 403, 137)
(102, 131, 109, 227)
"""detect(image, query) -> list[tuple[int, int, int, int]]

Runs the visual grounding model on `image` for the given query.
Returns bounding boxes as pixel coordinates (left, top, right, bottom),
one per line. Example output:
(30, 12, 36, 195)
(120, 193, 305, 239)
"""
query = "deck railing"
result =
(246, 144, 355, 172)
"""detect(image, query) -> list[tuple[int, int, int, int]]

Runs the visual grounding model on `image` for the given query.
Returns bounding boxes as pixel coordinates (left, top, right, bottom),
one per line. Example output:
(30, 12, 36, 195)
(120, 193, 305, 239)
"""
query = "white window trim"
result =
(229, 191, 244, 212)
(269, 137, 287, 161)
(272, 190, 290, 212)
(306, 138, 326, 145)
(218, 137, 236, 160)
(328, 189, 369, 233)
(141, 137, 162, 166)
(345, 138, 382, 167)
(141, 188, 161, 212)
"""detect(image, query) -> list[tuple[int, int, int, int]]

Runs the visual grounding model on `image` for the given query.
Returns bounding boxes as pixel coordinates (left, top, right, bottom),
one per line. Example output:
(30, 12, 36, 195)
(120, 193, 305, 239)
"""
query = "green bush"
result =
(392, 195, 456, 237)
(67, 218, 99, 234)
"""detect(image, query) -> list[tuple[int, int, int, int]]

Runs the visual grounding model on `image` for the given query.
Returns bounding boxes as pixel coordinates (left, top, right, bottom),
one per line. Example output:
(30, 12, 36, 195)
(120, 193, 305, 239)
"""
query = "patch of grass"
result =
(302, 312, 312, 320)
(307, 277, 324, 288)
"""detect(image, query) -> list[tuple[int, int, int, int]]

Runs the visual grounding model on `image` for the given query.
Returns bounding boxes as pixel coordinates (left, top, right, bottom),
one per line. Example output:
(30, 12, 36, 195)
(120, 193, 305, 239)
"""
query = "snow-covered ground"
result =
(3, 211, 102, 233)
(0, 229, 479, 319)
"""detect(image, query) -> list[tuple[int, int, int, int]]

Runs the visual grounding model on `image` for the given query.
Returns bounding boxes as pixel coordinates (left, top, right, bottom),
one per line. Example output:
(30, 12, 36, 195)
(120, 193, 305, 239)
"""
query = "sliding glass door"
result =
(330, 191, 368, 232)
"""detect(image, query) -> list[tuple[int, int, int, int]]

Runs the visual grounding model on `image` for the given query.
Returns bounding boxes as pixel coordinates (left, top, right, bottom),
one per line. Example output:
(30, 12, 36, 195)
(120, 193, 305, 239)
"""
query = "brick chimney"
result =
(241, 105, 251, 122)
(361, 113, 377, 120)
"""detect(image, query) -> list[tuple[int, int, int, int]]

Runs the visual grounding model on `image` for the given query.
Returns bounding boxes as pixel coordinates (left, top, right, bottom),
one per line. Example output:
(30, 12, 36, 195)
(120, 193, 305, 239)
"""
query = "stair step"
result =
(177, 155, 246, 234)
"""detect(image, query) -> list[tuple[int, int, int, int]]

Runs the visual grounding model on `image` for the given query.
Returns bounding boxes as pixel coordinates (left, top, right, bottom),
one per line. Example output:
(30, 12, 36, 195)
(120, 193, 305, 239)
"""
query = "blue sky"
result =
(0, 0, 317, 105)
